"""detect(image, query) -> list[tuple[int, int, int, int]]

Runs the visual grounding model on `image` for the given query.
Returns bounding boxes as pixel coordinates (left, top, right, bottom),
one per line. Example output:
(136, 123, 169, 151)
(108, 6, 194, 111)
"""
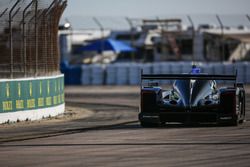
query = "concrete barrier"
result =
(201, 63, 213, 74)
(106, 64, 117, 85)
(128, 63, 141, 85)
(79, 62, 250, 85)
(91, 64, 104, 85)
(116, 63, 129, 85)
(234, 62, 246, 83)
(246, 62, 250, 83)
(181, 62, 192, 74)
(160, 62, 171, 84)
(81, 65, 91, 85)
(0, 74, 65, 124)
(212, 63, 225, 83)
(141, 63, 152, 74)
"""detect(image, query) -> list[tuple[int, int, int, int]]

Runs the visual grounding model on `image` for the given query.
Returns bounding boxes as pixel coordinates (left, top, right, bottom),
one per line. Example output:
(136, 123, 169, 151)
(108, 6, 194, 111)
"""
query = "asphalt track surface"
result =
(0, 86, 250, 167)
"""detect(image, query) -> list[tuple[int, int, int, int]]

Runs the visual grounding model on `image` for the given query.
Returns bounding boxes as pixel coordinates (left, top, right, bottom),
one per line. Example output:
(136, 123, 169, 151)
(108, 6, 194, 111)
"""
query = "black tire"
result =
(218, 115, 238, 126)
(231, 117, 239, 126)
(218, 121, 238, 126)
(239, 90, 246, 124)
(238, 101, 245, 124)
(226, 115, 239, 126)
(140, 121, 159, 128)
(239, 119, 244, 124)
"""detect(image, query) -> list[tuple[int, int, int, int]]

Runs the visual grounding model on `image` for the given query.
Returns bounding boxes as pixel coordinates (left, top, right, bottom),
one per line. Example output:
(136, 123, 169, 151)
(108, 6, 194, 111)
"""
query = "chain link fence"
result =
(0, 0, 67, 78)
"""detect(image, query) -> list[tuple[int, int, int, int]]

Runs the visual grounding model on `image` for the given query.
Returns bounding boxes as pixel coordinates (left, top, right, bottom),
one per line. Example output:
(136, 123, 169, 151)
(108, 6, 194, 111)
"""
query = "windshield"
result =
(173, 79, 213, 107)
(173, 80, 190, 106)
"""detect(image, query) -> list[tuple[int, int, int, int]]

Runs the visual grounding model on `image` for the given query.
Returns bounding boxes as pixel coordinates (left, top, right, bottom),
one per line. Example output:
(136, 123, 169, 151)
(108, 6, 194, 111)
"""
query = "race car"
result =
(139, 69, 245, 127)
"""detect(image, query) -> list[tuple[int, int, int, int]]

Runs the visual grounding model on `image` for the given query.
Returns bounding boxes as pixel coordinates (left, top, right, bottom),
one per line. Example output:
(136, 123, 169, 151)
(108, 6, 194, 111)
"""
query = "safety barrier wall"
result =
(0, 74, 64, 123)
(79, 62, 250, 85)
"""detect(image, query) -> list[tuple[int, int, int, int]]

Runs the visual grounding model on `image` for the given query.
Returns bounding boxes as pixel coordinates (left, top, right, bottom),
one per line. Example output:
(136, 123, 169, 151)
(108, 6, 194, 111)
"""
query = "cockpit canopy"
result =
(173, 79, 215, 106)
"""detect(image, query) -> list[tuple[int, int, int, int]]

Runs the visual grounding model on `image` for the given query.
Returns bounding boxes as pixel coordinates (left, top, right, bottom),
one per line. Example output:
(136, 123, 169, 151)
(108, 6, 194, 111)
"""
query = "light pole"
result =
(187, 15, 195, 62)
(93, 17, 104, 55)
(216, 15, 225, 62)
(125, 17, 135, 61)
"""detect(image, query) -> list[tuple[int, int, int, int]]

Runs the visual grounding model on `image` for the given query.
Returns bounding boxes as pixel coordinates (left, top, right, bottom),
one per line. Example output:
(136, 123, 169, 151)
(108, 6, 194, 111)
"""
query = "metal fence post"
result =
(44, 0, 57, 74)
(22, 1, 34, 77)
(34, 0, 38, 76)
(0, 8, 8, 18)
(9, 0, 21, 78)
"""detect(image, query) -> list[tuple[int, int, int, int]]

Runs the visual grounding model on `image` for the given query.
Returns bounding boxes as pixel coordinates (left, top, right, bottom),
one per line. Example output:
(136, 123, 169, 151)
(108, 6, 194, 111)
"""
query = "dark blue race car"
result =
(139, 70, 245, 127)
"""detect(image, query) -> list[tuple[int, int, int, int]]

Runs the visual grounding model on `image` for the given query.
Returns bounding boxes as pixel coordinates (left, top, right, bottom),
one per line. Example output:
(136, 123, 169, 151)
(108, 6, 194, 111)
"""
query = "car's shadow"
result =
(104, 122, 239, 130)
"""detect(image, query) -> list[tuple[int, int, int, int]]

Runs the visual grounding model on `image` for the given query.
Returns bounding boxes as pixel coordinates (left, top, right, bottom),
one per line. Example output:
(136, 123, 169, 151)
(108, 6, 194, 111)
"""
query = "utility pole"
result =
(156, 17, 165, 62)
(216, 15, 225, 62)
(125, 17, 135, 61)
(93, 17, 104, 55)
(187, 15, 195, 62)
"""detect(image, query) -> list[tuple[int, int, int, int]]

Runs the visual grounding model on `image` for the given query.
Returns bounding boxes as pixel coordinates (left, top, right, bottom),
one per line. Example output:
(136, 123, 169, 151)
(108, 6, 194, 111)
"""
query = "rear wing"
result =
(141, 74, 237, 81)
(141, 69, 237, 83)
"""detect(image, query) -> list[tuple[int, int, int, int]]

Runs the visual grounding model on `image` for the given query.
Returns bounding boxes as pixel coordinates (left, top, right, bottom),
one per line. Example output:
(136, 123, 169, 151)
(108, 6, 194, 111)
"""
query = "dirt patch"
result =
(0, 105, 94, 129)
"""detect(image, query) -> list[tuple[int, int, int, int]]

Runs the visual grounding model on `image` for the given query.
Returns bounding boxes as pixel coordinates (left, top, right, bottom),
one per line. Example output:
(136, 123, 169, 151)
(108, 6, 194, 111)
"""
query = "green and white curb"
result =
(0, 74, 65, 124)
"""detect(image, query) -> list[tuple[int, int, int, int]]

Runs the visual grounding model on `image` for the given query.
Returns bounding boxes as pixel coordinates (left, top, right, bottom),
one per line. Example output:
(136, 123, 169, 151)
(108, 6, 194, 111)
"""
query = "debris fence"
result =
(0, 0, 67, 78)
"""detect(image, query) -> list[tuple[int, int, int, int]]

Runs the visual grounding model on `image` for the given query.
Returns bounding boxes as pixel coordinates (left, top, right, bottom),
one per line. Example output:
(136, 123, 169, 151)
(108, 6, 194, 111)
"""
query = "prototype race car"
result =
(139, 70, 245, 127)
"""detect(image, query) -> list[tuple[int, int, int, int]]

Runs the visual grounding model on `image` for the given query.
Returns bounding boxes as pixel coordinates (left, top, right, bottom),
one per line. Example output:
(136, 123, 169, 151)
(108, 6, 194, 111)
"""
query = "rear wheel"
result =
(218, 115, 239, 126)
(140, 121, 159, 128)
(239, 91, 246, 124)
(231, 117, 239, 126)
(239, 119, 244, 124)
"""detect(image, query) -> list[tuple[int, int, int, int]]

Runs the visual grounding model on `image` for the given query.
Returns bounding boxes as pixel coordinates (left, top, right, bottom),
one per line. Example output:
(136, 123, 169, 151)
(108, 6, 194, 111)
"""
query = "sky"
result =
(61, 0, 250, 29)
